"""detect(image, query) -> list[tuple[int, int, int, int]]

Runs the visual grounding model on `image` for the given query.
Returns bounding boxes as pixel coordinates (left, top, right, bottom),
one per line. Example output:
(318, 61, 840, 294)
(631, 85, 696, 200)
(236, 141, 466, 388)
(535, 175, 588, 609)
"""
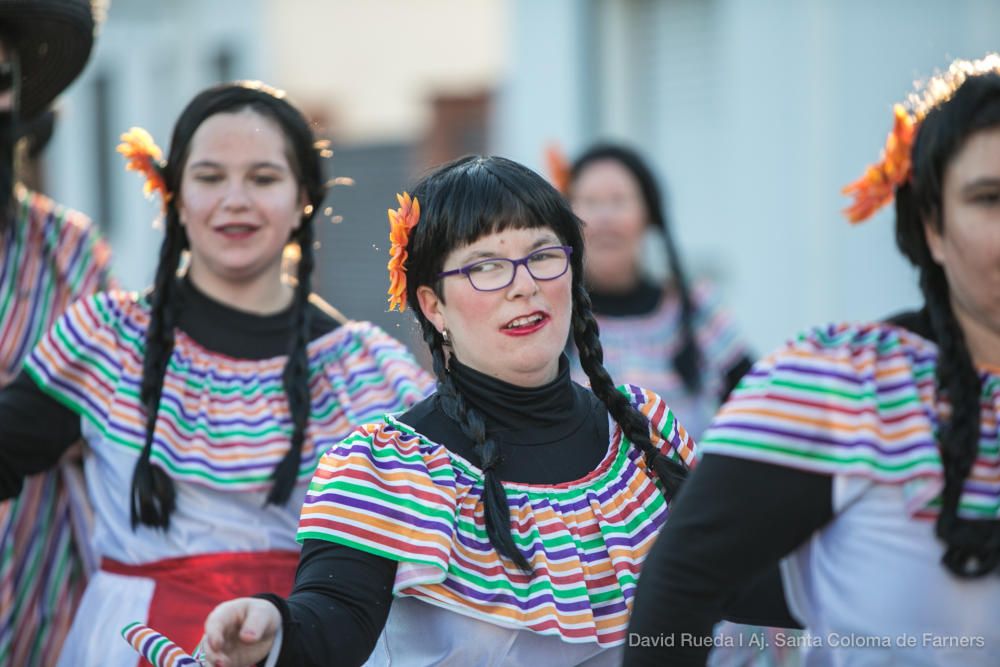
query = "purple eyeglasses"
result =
(437, 245, 573, 292)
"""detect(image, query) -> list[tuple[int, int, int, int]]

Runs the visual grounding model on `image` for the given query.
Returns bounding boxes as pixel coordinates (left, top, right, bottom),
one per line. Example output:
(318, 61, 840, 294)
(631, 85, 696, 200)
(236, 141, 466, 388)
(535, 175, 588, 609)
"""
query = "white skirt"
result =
(57, 569, 155, 667)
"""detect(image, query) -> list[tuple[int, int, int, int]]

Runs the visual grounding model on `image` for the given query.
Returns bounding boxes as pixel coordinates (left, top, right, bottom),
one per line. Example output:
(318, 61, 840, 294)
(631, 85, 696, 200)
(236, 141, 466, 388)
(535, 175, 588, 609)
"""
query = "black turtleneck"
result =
(398, 354, 610, 484)
(0, 280, 339, 500)
(176, 277, 339, 359)
(588, 279, 662, 317)
(261, 356, 617, 666)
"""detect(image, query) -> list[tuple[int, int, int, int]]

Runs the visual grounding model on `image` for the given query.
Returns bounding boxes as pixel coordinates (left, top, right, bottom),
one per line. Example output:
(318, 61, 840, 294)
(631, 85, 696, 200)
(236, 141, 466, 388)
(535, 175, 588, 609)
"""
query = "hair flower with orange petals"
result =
(544, 143, 571, 196)
(842, 55, 1000, 224)
(117, 127, 171, 207)
(387, 192, 420, 312)
(842, 104, 918, 223)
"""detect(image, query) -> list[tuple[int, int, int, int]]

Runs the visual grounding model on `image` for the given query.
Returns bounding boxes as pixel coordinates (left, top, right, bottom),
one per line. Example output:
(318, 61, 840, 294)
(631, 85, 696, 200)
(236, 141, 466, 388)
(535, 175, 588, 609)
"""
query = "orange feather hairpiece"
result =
(841, 53, 1000, 223)
(544, 143, 571, 196)
(841, 104, 917, 223)
(117, 127, 171, 208)
(387, 192, 421, 312)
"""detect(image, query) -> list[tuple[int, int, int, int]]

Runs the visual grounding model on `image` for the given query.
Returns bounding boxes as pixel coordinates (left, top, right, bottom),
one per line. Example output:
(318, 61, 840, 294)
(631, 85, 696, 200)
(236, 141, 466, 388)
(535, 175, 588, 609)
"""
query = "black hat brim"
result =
(0, 0, 95, 120)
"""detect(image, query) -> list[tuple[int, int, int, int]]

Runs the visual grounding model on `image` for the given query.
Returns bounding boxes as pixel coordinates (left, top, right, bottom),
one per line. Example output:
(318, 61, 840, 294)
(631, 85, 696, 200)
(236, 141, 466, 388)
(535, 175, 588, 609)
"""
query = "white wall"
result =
(494, 0, 589, 164)
(265, 0, 507, 143)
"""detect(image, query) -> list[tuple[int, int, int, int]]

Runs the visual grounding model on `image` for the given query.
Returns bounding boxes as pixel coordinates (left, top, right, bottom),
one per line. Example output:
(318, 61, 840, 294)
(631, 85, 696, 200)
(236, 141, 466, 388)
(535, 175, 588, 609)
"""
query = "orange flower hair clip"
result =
(117, 127, 171, 207)
(841, 104, 919, 223)
(387, 192, 421, 312)
(841, 104, 917, 223)
(545, 143, 571, 196)
(841, 54, 1000, 223)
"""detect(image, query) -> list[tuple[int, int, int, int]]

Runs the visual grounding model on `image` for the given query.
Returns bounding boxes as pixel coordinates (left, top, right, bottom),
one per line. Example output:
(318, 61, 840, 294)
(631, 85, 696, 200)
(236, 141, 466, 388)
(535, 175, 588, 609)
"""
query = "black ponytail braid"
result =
(570, 280, 687, 501)
(269, 215, 316, 504)
(420, 319, 532, 572)
(922, 261, 995, 575)
(131, 214, 186, 528)
(890, 66, 1000, 575)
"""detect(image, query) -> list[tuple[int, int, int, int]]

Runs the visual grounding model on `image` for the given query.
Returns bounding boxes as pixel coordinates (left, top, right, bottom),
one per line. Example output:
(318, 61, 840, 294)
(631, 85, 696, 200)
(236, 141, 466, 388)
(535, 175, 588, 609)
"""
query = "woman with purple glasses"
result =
(191, 155, 707, 667)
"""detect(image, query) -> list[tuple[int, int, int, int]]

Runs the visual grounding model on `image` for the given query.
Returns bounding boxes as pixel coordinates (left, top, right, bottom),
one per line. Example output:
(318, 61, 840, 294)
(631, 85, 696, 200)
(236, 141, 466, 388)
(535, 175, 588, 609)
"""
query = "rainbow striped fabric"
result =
(298, 385, 696, 647)
(701, 321, 1000, 520)
(0, 187, 111, 667)
(121, 622, 203, 667)
(0, 187, 112, 385)
(24, 290, 433, 493)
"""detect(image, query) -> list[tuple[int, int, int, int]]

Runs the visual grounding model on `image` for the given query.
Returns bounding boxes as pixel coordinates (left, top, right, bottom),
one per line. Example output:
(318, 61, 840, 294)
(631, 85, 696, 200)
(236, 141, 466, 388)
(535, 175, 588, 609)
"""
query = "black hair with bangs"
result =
(403, 155, 688, 572)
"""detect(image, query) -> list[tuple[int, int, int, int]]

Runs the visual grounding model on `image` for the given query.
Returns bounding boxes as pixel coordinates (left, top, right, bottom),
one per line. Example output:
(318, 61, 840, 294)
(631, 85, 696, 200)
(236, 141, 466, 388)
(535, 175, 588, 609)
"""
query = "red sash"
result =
(101, 550, 298, 666)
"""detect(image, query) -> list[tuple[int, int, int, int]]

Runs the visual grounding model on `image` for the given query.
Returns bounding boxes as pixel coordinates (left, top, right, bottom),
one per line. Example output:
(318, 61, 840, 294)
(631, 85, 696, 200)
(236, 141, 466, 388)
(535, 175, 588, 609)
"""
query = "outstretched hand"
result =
(201, 597, 281, 667)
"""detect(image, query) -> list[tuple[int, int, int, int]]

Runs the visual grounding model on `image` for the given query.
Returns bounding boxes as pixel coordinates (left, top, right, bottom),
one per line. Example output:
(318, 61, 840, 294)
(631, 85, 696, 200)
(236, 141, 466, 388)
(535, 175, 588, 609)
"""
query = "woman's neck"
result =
(186, 262, 293, 315)
(448, 354, 577, 434)
(951, 296, 1000, 369)
(585, 265, 641, 294)
(587, 279, 662, 317)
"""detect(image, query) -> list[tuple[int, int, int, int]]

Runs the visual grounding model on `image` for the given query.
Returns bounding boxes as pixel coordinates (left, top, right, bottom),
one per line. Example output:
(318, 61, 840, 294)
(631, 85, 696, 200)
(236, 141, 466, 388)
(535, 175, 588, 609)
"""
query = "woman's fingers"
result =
(201, 598, 280, 667)
(203, 598, 245, 651)
(239, 601, 277, 642)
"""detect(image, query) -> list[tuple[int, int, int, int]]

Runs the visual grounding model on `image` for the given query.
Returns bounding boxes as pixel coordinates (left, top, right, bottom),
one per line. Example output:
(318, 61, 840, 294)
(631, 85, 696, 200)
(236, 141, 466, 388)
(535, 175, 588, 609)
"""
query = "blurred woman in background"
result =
(566, 143, 753, 440)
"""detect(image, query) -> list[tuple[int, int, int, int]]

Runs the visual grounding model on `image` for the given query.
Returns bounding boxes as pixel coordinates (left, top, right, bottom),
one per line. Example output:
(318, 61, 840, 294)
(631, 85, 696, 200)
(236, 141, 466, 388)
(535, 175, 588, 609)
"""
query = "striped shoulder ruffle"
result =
(701, 321, 1000, 519)
(24, 290, 128, 426)
(312, 319, 434, 423)
(299, 385, 692, 646)
(572, 281, 750, 441)
(25, 292, 432, 491)
(589, 280, 748, 373)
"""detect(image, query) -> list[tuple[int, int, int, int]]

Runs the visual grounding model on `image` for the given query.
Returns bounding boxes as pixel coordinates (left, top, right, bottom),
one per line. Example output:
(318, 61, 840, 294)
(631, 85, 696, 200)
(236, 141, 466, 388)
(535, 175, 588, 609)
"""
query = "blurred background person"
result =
(567, 143, 753, 439)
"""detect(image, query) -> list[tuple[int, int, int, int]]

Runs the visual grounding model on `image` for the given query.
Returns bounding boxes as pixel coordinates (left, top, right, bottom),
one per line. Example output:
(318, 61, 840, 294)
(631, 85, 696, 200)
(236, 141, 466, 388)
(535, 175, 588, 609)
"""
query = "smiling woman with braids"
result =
(0, 81, 430, 666)
(624, 54, 1000, 667)
(197, 155, 699, 667)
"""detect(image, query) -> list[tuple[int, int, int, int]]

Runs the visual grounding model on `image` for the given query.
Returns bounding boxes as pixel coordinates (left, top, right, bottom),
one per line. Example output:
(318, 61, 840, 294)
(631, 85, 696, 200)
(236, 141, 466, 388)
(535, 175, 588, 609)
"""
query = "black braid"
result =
(570, 280, 687, 500)
(131, 215, 186, 529)
(921, 264, 997, 576)
(661, 226, 702, 394)
(269, 219, 315, 504)
(891, 69, 1000, 576)
(419, 320, 532, 572)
